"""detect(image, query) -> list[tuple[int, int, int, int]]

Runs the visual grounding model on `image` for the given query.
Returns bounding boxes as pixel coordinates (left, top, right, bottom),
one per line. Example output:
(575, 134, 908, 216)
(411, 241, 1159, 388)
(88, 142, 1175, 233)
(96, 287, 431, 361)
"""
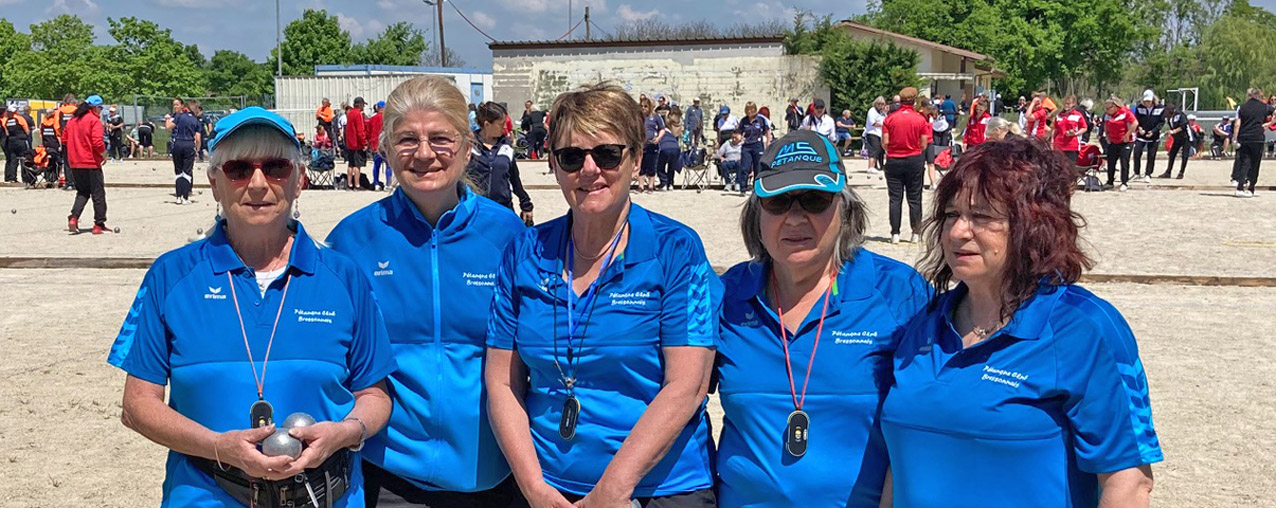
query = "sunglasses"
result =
(553, 144, 627, 173)
(760, 191, 838, 215)
(219, 158, 294, 182)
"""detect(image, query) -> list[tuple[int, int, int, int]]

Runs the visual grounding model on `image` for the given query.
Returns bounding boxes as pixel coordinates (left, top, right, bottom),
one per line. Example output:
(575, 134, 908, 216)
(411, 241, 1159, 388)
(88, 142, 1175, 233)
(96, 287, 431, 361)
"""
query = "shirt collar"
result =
(383, 184, 478, 235)
(728, 248, 878, 304)
(533, 200, 656, 274)
(939, 281, 1066, 341)
(206, 219, 318, 275)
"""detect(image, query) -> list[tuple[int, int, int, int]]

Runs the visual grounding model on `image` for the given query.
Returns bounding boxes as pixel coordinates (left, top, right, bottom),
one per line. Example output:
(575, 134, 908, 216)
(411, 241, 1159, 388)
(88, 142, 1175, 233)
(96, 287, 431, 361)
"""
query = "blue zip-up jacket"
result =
(327, 185, 526, 492)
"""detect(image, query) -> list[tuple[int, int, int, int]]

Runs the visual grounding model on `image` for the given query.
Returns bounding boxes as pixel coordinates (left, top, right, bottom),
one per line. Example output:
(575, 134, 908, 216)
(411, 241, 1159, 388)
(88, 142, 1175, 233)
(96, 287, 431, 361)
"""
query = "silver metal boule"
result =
(282, 412, 316, 430)
(261, 429, 302, 459)
(113, 227, 121, 233)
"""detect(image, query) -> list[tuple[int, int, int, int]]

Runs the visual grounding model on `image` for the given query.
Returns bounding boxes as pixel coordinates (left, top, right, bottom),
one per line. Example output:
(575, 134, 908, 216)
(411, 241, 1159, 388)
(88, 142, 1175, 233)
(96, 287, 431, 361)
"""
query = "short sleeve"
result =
(345, 271, 397, 391)
(1059, 310, 1164, 474)
(486, 240, 521, 350)
(658, 232, 722, 348)
(107, 268, 172, 385)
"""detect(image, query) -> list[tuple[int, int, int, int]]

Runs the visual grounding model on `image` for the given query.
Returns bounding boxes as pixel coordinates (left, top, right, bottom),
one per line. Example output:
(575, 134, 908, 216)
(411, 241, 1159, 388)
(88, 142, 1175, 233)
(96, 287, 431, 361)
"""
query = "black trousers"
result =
(528, 128, 547, 159)
(69, 168, 106, 225)
(657, 146, 681, 188)
(1106, 142, 1132, 185)
(885, 155, 925, 235)
(865, 134, 885, 167)
(738, 142, 764, 191)
(1233, 142, 1264, 191)
(560, 487, 716, 508)
(171, 141, 196, 199)
(109, 132, 125, 159)
(4, 137, 28, 181)
(1165, 136, 1190, 177)
(1132, 138, 1158, 176)
(362, 461, 527, 508)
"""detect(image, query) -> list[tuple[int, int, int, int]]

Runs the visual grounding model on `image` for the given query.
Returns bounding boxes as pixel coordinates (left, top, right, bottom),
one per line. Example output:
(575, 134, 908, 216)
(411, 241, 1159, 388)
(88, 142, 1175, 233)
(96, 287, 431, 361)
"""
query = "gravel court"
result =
(1, 155, 1274, 506)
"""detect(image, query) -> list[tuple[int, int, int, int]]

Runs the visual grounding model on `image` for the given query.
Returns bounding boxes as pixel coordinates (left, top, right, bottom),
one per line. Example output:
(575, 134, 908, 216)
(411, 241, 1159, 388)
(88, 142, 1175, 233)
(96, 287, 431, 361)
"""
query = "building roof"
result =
(489, 35, 785, 51)
(836, 21, 990, 61)
(312, 64, 490, 75)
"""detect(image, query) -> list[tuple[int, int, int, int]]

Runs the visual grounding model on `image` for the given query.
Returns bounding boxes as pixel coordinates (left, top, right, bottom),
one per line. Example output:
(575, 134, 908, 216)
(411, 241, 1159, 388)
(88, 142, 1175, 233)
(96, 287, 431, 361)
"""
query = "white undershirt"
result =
(256, 266, 287, 296)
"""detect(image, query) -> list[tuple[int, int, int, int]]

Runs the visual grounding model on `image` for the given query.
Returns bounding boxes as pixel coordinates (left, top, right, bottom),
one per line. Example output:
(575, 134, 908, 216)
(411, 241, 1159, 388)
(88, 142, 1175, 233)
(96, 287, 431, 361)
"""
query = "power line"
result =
(588, 19, 613, 40)
(445, 0, 498, 42)
(556, 16, 585, 41)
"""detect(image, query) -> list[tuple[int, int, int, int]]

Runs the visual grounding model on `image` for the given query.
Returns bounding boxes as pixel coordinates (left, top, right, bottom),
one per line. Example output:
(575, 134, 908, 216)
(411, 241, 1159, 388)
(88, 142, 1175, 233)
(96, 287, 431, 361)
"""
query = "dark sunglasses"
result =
(760, 191, 838, 215)
(553, 144, 627, 173)
(220, 158, 294, 182)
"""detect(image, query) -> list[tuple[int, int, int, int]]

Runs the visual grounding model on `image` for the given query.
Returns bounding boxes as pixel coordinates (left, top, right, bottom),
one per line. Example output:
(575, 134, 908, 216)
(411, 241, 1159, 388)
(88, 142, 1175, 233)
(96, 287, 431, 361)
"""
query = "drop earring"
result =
(292, 199, 301, 220)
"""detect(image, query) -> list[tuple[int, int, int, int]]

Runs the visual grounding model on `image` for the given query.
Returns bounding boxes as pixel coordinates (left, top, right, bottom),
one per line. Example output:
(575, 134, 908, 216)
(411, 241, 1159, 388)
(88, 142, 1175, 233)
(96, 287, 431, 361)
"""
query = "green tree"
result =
(1195, 3, 1276, 107)
(0, 20, 30, 97)
(270, 9, 352, 76)
(208, 50, 274, 97)
(351, 22, 428, 66)
(105, 17, 207, 97)
(786, 15, 921, 116)
(4, 15, 101, 98)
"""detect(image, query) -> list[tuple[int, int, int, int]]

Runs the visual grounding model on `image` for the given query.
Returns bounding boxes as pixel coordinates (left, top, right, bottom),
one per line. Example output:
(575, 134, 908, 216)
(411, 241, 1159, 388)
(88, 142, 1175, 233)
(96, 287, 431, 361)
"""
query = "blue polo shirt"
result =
(881, 283, 1163, 508)
(171, 111, 200, 144)
(107, 220, 396, 508)
(715, 250, 929, 508)
(486, 202, 723, 497)
(326, 186, 526, 492)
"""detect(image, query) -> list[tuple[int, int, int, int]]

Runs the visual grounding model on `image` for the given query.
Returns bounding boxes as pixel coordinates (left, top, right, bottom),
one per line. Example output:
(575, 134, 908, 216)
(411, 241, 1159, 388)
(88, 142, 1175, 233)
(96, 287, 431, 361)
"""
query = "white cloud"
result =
(498, 0, 552, 13)
(46, 0, 99, 15)
(617, 4, 657, 22)
(376, 0, 397, 9)
(337, 12, 385, 41)
(154, 0, 237, 7)
(0, 0, 24, 5)
(470, 10, 496, 30)
(733, 1, 797, 20)
(582, 0, 607, 13)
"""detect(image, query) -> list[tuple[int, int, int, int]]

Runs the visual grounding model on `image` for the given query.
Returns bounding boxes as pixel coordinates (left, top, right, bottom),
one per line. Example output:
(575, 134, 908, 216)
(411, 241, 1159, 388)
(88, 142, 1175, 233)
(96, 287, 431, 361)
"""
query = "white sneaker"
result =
(1119, 184, 1128, 192)
(910, 233, 922, 243)
(1230, 180, 1238, 187)
(890, 234, 901, 244)
(868, 169, 883, 176)
(175, 197, 184, 205)
(1142, 175, 1151, 184)
(1234, 189, 1249, 198)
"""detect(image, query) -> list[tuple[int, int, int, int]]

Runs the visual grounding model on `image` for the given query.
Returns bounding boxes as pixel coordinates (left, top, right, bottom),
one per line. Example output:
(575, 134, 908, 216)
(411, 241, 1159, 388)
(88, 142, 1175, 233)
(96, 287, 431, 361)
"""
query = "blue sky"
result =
(0, 0, 865, 70)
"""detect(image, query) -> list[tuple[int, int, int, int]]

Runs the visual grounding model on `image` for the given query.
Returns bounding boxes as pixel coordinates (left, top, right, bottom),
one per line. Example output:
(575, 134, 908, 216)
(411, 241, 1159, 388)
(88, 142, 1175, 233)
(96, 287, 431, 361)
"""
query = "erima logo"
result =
(204, 286, 226, 300)
(740, 311, 759, 327)
(208, 286, 222, 294)
(374, 260, 394, 277)
(772, 142, 823, 167)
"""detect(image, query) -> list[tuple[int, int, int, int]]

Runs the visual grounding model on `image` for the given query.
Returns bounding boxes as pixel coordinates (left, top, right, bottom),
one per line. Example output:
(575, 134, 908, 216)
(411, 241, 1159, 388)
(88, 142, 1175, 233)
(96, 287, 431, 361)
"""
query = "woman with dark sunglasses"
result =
(108, 107, 396, 507)
(714, 130, 928, 508)
(486, 82, 723, 508)
(326, 76, 532, 507)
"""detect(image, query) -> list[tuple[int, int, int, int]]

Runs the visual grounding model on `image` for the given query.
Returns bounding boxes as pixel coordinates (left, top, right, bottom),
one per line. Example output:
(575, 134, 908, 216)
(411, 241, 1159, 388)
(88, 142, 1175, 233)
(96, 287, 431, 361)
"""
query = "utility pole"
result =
(423, 0, 446, 67)
(568, 0, 572, 33)
(585, 7, 591, 41)
(275, 0, 282, 76)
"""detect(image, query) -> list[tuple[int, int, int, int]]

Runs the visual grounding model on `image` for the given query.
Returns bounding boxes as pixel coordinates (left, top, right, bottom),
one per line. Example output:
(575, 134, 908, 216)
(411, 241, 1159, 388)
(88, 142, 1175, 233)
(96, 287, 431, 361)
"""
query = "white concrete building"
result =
(836, 21, 1004, 101)
(272, 65, 493, 132)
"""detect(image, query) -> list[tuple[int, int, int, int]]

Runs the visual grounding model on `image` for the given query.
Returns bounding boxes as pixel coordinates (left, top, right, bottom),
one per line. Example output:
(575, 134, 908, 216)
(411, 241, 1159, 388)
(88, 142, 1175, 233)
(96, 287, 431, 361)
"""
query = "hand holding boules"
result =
(278, 420, 358, 476)
(217, 425, 294, 481)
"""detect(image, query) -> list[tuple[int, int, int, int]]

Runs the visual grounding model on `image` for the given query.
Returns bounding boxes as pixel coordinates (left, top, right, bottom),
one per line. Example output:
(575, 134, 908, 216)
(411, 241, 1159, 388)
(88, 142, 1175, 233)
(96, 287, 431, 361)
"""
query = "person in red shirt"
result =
(881, 86, 931, 244)
(1102, 96, 1138, 191)
(64, 94, 111, 233)
(369, 100, 390, 190)
(1027, 95, 1051, 139)
(344, 96, 370, 190)
(962, 96, 992, 148)
(1050, 95, 1089, 163)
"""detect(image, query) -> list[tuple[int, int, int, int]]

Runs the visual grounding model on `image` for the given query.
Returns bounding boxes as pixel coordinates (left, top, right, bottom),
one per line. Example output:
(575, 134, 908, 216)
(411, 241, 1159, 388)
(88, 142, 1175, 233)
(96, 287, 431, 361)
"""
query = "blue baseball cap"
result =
(85, 95, 103, 107)
(208, 107, 299, 153)
(720, 105, 730, 114)
(376, 101, 386, 109)
(755, 130, 845, 197)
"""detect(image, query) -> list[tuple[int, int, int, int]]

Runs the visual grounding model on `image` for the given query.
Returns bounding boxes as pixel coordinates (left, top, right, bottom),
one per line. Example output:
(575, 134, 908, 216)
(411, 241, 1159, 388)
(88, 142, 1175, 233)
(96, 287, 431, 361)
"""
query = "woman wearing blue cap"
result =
(486, 82, 722, 508)
(880, 138, 1162, 507)
(64, 94, 111, 234)
(326, 76, 531, 507)
(715, 130, 929, 508)
(109, 106, 396, 507)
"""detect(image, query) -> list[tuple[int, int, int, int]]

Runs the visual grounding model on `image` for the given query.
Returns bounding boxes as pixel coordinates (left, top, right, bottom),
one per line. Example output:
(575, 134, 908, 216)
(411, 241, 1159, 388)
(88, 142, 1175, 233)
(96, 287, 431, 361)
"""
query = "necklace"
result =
(771, 271, 836, 458)
(570, 218, 626, 261)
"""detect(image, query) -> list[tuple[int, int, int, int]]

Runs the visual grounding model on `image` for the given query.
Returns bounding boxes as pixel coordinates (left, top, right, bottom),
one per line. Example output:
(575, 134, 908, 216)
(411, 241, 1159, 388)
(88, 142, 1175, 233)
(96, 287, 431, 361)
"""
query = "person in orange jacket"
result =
(64, 95, 111, 234)
(3, 104, 32, 182)
(317, 97, 336, 150)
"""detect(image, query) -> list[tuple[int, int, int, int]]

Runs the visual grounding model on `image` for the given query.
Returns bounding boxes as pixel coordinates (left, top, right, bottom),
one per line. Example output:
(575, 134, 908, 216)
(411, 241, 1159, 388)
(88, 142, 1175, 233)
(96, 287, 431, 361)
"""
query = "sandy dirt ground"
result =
(0, 157, 1274, 506)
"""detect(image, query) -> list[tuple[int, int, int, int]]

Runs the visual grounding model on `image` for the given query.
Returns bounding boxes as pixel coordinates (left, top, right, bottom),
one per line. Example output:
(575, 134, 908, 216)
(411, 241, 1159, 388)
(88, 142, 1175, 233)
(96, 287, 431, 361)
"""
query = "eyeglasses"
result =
(760, 191, 837, 215)
(553, 144, 627, 173)
(393, 131, 461, 155)
(219, 158, 294, 182)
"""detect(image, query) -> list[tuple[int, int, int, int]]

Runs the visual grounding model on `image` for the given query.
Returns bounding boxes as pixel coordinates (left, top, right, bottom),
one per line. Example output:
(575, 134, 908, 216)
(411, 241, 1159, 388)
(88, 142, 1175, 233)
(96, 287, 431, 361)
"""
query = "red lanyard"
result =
(227, 270, 292, 401)
(774, 273, 835, 412)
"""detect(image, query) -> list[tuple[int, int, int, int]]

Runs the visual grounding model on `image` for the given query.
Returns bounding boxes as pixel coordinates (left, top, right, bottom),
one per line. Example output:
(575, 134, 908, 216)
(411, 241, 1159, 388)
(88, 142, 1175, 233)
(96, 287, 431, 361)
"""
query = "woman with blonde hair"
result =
(737, 101, 770, 195)
(327, 76, 531, 506)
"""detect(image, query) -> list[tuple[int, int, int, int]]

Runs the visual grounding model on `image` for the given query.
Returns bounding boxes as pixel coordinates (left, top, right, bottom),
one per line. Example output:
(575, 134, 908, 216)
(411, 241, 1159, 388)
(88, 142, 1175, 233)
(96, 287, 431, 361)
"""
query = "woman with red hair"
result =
(879, 137, 1162, 507)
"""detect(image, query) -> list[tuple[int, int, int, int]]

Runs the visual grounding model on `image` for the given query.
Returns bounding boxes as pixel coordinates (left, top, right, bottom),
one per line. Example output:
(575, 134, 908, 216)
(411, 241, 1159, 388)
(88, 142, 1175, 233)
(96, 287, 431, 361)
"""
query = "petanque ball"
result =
(113, 227, 121, 233)
(282, 412, 316, 430)
(196, 228, 204, 235)
(10, 209, 15, 214)
(261, 429, 303, 459)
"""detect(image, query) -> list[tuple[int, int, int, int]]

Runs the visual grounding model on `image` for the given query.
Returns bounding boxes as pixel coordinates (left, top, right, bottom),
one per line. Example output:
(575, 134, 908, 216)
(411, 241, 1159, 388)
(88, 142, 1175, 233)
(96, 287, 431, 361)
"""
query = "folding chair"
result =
(305, 146, 336, 190)
(1076, 144, 1103, 191)
(679, 147, 712, 192)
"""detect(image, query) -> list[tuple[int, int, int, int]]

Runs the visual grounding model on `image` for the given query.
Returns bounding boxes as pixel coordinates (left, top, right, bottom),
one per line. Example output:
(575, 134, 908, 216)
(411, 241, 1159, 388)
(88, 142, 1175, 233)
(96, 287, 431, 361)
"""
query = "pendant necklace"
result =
(227, 268, 293, 429)
(773, 271, 836, 458)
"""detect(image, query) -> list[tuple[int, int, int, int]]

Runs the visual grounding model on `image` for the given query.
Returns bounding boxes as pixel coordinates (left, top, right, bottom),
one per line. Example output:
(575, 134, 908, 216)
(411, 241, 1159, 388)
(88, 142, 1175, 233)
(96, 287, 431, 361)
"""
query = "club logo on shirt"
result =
(295, 308, 336, 324)
(464, 271, 496, 287)
(831, 329, 878, 345)
(772, 141, 823, 167)
(204, 286, 227, 300)
(374, 260, 394, 277)
(980, 365, 1029, 389)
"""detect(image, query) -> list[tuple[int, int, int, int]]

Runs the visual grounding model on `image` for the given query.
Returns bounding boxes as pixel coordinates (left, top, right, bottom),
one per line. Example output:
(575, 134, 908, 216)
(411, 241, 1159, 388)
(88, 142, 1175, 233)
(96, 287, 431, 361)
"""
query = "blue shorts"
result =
(837, 131, 852, 142)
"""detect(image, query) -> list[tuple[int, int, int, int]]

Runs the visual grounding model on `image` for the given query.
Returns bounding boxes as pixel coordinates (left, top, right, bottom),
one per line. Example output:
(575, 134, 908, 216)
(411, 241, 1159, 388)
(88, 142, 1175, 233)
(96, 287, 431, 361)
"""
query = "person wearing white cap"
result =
(1131, 90, 1165, 183)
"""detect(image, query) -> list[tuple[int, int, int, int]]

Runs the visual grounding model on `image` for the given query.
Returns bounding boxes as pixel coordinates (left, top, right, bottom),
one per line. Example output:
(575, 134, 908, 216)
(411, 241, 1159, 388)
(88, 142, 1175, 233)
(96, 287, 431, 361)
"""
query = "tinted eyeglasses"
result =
(760, 191, 838, 215)
(219, 158, 294, 182)
(553, 144, 627, 173)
